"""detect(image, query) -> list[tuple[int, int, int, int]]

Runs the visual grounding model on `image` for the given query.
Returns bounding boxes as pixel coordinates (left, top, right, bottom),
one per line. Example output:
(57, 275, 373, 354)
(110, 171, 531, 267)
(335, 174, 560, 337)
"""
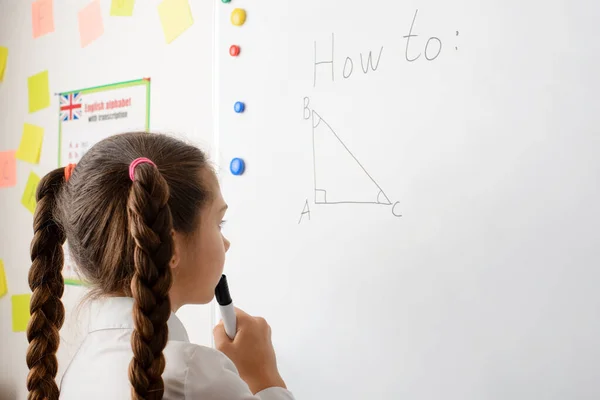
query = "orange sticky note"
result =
(0, 46, 7, 81)
(0, 260, 7, 298)
(79, 0, 104, 48)
(22, 172, 41, 214)
(111, 0, 135, 16)
(16, 124, 44, 164)
(32, 0, 55, 38)
(158, 0, 194, 44)
(28, 70, 50, 113)
(0, 151, 17, 187)
(12, 294, 31, 332)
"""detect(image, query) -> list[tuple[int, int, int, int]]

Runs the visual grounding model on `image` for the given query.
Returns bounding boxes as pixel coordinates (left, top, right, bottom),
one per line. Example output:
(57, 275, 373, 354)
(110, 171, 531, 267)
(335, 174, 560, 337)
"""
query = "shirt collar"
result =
(88, 297, 190, 343)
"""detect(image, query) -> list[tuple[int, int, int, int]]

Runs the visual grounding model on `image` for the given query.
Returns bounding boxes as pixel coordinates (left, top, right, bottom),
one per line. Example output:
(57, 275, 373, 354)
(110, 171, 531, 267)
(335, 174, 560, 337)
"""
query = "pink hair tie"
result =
(129, 157, 157, 181)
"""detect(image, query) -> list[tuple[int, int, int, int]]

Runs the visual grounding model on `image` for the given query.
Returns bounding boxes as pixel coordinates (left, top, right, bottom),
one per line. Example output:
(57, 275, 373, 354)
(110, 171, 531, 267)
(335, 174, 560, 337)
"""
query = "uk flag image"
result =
(60, 92, 83, 121)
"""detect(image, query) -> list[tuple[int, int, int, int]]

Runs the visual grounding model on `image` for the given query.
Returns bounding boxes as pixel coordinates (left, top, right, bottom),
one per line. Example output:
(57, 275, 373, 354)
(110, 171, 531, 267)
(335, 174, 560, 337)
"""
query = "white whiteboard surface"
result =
(216, 1, 600, 399)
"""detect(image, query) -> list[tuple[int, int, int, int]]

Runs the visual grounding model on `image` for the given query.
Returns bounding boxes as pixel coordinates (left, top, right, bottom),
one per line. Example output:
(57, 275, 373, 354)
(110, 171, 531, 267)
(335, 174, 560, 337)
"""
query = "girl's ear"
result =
(170, 230, 181, 269)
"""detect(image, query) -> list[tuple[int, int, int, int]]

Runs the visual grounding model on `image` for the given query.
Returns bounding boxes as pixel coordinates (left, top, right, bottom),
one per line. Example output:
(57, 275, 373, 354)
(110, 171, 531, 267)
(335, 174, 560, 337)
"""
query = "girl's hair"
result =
(26, 132, 211, 400)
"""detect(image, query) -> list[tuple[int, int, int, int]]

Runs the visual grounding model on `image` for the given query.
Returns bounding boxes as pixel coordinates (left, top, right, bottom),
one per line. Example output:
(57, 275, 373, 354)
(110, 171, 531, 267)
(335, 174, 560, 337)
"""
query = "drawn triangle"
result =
(312, 111, 391, 204)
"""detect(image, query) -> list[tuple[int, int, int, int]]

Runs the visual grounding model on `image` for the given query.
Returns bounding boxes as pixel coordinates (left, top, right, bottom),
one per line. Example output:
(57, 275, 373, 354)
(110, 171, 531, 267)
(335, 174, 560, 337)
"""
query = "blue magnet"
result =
(230, 158, 245, 175)
(234, 101, 245, 113)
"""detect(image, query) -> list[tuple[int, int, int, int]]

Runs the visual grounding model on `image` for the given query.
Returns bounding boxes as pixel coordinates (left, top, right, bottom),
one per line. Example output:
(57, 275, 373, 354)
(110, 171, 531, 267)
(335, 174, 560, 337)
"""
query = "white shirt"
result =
(60, 297, 295, 400)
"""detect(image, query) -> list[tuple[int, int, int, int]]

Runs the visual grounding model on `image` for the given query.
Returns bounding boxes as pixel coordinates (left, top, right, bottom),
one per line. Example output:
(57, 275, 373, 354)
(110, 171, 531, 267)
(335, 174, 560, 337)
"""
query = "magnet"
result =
(229, 45, 241, 57)
(231, 8, 246, 26)
(230, 158, 245, 175)
(234, 101, 245, 113)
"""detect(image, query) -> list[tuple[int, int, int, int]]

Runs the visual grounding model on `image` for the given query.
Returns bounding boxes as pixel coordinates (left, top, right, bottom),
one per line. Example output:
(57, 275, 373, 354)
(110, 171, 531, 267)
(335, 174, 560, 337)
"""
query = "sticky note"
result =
(16, 124, 44, 164)
(22, 172, 41, 214)
(32, 0, 55, 39)
(28, 70, 50, 113)
(158, 0, 194, 44)
(0, 260, 7, 298)
(110, 0, 135, 16)
(0, 46, 7, 81)
(79, 0, 104, 48)
(12, 294, 32, 332)
(0, 151, 17, 187)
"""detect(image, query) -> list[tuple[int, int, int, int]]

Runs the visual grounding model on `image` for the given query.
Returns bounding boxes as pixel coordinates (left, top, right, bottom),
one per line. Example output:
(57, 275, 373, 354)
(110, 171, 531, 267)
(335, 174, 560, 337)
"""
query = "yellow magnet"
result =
(231, 8, 246, 26)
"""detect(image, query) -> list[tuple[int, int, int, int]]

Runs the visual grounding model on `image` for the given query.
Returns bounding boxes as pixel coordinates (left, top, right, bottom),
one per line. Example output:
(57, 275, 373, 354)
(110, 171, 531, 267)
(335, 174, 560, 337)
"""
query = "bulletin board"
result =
(58, 78, 151, 285)
(1, 3, 218, 396)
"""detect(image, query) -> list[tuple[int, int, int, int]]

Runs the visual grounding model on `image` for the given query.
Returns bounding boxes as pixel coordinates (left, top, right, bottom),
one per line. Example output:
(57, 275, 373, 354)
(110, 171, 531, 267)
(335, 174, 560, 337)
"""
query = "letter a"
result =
(298, 200, 311, 224)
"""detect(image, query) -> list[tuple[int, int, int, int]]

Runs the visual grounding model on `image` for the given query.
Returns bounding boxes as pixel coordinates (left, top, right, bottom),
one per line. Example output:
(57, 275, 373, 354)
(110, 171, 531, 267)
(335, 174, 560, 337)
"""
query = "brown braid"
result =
(25, 133, 211, 400)
(127, 161, 174, 399)
(26, 168, 67, 400)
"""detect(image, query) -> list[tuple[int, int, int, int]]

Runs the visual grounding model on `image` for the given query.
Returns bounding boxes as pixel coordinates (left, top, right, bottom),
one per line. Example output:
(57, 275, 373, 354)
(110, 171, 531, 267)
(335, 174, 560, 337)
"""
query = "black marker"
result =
(215, 274, 236, 339)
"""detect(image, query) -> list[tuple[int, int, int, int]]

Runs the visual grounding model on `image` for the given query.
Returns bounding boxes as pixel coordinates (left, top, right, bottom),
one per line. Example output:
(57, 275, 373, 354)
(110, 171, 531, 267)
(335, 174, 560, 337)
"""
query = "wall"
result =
(0, 1, 216, 398)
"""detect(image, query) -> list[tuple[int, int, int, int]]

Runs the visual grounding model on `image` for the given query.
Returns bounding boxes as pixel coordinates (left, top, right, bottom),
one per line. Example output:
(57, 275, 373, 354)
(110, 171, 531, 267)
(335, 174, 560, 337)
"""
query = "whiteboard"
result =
(215, 1, 600, 399)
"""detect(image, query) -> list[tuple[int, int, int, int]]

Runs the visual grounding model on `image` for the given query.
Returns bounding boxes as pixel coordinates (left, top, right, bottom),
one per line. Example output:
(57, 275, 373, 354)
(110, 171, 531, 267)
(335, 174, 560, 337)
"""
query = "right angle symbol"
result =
(311, 110, 392, 206)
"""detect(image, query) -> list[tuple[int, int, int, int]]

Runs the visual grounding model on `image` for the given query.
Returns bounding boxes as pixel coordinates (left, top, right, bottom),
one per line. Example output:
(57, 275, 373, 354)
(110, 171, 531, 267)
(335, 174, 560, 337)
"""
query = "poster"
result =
(58, 78, 151, 285)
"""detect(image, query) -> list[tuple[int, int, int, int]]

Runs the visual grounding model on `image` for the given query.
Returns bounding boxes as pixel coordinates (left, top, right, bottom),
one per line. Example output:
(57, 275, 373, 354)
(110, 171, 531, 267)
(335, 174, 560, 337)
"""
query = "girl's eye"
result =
(219, 220, 227, 230)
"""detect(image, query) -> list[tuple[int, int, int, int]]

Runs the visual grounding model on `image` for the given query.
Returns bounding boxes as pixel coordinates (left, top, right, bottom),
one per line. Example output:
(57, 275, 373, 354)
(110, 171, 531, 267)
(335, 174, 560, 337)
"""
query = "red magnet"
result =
(229, 45, 241, 57)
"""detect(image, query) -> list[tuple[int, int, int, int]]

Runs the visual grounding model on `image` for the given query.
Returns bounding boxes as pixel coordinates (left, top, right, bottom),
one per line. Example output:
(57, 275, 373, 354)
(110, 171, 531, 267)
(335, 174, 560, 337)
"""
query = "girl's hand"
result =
(214, 307, 287, 394)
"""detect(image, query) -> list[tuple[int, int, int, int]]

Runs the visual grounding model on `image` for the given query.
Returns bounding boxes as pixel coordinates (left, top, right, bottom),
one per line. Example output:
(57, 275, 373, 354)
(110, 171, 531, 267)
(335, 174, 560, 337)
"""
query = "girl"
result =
(26, 132, 295, 400)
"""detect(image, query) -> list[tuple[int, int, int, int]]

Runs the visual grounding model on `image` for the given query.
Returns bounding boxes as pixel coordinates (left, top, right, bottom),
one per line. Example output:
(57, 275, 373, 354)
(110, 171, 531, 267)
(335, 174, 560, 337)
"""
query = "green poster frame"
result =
(58, 78, 151, 167)
(58, 78, 151, 286)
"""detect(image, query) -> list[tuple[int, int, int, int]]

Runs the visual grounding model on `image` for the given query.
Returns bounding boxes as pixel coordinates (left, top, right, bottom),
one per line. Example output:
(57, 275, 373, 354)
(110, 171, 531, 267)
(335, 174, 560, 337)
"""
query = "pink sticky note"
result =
(32, 0, 55, 39)
(78, 0, 104, 48)
(0, 151, 17, 188)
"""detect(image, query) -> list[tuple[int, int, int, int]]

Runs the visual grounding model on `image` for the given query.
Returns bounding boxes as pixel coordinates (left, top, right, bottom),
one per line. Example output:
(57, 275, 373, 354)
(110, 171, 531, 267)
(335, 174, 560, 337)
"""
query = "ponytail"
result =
(24, 132, 208, 400)
(26, 168, 67, 400)
(127, 161, 174, 399)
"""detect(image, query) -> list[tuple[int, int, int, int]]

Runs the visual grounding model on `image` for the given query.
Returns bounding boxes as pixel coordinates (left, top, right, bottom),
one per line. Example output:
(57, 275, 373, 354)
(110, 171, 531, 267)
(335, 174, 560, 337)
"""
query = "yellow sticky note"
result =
(22, 172, 41, 214)
(78, 0, 104, 48)
(0, 260, 7, 298)
(0, 46, 7, 81)
(158, 0, 193, 44)
(12, 294, 32, 332)
(111, 0, 135, 16)
(28, 70, 50, 113)
(16, 123, 44, 164)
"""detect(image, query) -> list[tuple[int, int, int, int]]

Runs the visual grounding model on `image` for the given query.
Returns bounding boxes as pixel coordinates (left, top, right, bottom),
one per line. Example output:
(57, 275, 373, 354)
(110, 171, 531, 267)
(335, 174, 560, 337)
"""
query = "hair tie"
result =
(129, 157, 157, 181)
(64, 163, 76, 182)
